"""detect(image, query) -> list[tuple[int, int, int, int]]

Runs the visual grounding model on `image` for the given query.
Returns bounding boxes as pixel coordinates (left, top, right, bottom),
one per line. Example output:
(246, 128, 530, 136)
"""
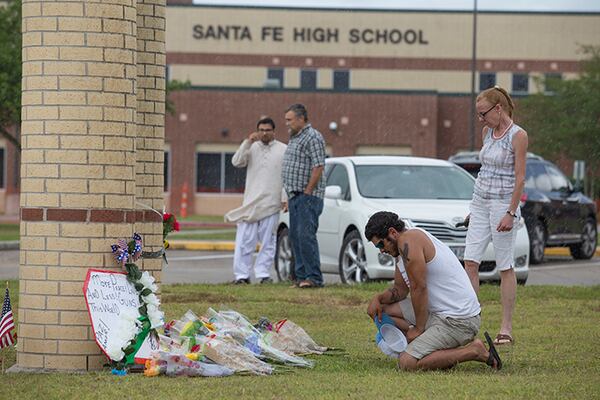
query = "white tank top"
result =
(396, 228, 481, 318)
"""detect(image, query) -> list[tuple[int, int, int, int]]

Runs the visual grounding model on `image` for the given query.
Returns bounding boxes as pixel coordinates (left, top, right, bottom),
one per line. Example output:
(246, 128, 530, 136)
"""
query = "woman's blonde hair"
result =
(477, 85, 515, 118)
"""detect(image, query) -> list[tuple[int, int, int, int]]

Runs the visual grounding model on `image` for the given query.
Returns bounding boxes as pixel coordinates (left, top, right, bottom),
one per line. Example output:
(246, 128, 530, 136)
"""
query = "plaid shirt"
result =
(282, 123, 326, 199)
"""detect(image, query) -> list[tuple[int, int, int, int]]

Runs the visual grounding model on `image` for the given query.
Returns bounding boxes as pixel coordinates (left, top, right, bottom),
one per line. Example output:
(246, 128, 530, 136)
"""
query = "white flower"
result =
(138, 271, 158, 293)
(142, 293, 160, 307)
(147, 304, 165, 329)
(120, 308, 140, 323)
(106, 341, 126, 361)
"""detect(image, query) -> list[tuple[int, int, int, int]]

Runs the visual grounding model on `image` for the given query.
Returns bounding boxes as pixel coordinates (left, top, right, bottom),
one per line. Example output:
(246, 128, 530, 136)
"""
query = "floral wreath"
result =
(109, 233, 164, 367)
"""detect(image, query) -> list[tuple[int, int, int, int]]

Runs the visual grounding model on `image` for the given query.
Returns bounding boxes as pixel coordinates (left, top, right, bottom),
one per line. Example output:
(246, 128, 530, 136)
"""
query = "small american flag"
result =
(0, 287, 16, 348)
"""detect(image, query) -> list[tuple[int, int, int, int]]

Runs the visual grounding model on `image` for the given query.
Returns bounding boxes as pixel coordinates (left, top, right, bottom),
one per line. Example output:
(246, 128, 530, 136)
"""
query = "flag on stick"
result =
(0, 286, 16, 348)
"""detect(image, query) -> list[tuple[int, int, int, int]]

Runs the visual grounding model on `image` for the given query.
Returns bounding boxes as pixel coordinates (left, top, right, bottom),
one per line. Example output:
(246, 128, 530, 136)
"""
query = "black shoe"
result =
(233, 278, 250, 285)
(259, 277, 273, 284)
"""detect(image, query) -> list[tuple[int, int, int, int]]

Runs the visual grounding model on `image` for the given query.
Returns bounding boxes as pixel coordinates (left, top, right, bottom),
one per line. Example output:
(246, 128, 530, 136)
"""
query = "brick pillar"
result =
(18, 0, 138, 371)
(134, 0, 166, 283)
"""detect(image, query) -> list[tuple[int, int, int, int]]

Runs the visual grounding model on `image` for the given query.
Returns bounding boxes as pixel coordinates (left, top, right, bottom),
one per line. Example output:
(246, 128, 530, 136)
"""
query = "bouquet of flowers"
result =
(162, 212, 180, 263)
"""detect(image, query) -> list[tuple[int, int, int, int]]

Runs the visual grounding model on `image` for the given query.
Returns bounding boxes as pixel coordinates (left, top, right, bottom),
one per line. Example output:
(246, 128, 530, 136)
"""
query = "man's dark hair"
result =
(257, 117, 275, 130)
(364, 211, 406, 241)
(286, 103, 308, 121)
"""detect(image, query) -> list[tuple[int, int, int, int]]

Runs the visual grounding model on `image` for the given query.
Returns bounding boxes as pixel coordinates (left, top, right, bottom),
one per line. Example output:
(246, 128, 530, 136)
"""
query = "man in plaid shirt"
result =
(282, 104, 327, 288)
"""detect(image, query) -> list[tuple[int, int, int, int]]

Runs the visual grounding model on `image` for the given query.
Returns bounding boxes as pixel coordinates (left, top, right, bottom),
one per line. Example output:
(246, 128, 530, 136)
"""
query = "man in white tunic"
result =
(225, 117, 287, 284)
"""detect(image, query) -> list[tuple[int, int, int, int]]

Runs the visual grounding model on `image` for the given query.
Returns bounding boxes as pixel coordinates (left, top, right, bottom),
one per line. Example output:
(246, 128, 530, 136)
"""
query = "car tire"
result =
(275, 226, 295, 282)
(569, 218, 597, 260)
(529, 220, 546, 265)
(517, 278, 528, 285)
(338, 230, 369, 284)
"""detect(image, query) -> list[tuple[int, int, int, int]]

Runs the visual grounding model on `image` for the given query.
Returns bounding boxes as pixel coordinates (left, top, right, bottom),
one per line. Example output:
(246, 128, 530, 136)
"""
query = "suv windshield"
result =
(355, 165, 475, 199)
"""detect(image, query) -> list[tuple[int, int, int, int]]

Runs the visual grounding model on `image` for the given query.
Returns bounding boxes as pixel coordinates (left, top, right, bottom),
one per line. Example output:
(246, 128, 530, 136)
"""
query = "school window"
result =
(479, 73, 496, 91)
(267, 67, 284, 88)
(512, 73, 529, 93)
(544, 73, 562, 93)
(196, 152, 246, 193)
(333, 70, 350, 91)
(300, 69, 317, 90)
(163, 150, 170, 192)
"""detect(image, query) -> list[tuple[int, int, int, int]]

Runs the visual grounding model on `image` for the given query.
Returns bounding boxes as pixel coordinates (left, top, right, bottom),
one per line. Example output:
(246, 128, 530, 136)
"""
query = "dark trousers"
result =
(288, 193, 324, 285)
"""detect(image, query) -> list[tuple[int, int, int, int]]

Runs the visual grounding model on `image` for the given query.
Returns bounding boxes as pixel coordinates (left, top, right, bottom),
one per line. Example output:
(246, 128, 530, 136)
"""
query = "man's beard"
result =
(385, 236, 400, 258)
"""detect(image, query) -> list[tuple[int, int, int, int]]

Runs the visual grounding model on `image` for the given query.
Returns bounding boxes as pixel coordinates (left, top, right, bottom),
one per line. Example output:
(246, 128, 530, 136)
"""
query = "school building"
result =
(5, 1, 600, 216)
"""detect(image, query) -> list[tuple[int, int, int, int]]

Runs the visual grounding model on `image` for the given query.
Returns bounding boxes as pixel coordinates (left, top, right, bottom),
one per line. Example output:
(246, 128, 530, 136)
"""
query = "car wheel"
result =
(529, 220, 546, 265)
(338, 230, 369, 284)
(517, 278, 528, 285)
(275, 227, 295, 282)
(569, 218, 597, 260)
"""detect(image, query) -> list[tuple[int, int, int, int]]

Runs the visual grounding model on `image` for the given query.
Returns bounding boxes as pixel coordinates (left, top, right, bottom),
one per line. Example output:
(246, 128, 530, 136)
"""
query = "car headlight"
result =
(378, 253, 394, 266)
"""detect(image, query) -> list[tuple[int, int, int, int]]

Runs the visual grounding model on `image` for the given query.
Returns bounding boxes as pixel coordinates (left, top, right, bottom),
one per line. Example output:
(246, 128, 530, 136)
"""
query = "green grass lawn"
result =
(1, 281, 599, 399)
(0, 223, 19, 241)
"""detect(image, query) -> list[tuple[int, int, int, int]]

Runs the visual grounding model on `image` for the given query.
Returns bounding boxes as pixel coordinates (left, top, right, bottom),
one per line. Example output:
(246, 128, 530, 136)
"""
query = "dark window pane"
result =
(525, 162, 551, 192)
(326, 164, 351, 200)
(224, 153, 246, 193)
(0, 148, 4, 188)
(512, 73, 528, 93)
(300, 70, 317, 90)
(479, 73, 496, 91)
(544, 73, 562, 92)
(196, 153, 221, 192)
(267, 68, 284, 88)
(545, 164, 571, 191)
(333, 70, 349, 91)
(164, 151, 169, 191)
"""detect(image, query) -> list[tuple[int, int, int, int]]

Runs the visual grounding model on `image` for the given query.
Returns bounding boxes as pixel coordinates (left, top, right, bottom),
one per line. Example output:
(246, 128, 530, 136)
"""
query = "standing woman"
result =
(463, 85, 528, 345)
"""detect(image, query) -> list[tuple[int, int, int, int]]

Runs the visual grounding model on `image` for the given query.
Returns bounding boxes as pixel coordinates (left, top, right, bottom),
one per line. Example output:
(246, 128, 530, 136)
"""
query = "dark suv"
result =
(449, 151, 597, 264)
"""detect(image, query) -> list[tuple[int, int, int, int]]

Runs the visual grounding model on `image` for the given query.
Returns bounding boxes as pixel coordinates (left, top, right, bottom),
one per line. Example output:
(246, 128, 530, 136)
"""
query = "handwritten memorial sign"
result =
(83, 269, 158, 363)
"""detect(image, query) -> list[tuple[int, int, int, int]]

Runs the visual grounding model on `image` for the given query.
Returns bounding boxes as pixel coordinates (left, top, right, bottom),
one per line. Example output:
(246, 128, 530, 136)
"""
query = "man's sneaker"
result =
(233, 278, 250, 285)
(259, 277, 273, 284)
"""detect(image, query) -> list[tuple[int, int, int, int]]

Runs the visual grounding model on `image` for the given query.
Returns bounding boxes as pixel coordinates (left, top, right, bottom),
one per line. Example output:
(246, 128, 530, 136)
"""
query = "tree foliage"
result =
(0, 0, 22, 149)
(521, 45, 600, 195)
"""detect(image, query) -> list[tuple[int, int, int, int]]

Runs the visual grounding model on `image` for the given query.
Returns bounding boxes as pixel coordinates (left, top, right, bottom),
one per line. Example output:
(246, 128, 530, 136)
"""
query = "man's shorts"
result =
(464, 194, 520, 271)
(405, 313, 480, 360)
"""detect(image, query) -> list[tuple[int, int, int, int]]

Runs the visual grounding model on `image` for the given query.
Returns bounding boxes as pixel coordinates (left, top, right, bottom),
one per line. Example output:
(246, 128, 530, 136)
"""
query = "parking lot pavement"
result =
(0, 249, 598, 286)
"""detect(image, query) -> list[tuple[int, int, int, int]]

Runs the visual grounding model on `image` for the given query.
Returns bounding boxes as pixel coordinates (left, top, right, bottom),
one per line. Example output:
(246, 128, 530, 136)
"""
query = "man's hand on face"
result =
(367, 296, 383, 322)
(406, 326, 422, 343)
(248, 132, 260, 142)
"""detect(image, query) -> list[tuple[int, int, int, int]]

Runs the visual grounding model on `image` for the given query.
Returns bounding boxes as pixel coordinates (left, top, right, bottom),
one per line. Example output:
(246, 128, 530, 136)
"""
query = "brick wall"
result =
(18, 0, 165, 371)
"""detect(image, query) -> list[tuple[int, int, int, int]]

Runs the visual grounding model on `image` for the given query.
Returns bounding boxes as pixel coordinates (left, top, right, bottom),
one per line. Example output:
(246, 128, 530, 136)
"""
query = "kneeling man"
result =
(365, 211, 501, 371)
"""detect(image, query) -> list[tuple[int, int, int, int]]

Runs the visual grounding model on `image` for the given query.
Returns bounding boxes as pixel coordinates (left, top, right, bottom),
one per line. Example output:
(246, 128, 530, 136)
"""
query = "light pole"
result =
(469, 0, 478, 150)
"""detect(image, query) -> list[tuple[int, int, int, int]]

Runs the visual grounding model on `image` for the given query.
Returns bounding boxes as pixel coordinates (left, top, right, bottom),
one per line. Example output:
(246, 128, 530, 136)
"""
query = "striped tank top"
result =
(473, 123, 522, 200)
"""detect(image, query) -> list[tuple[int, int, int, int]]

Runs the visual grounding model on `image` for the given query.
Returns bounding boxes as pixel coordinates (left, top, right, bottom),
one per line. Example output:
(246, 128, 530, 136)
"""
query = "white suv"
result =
(275, 156, 530, 284)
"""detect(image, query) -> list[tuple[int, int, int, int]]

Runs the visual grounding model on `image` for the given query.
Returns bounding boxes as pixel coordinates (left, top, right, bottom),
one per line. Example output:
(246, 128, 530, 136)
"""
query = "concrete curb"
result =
(168, 240, 236, 251)
(168, 240, 600, 258)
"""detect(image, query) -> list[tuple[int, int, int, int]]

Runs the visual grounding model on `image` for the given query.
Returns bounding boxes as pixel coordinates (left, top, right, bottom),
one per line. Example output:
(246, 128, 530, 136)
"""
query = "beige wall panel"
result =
(194, 193, 242, 216)
(196, 143, 241, 153)
(284, 67, 300, 88)
(496, 72, 512, 92)
(167, 7, 600, 61)
(352, 69, 471, 92)
(355, 145, 412, 156)
(317, 68, 333, 89)
(167, 8, 472, 58)
(477, 14, 600, 60)
(170, 64, 266, 87)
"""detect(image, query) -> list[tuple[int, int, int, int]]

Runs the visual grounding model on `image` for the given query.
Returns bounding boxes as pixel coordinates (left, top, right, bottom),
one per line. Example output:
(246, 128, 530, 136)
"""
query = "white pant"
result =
(464, 195, 520, 271)
(233, 213, 278, 280)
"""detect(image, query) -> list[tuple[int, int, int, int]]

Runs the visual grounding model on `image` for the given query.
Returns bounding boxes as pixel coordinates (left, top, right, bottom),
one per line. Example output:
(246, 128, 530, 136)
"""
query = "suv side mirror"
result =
(325, 185, 343, 200)
(572, 182, 584, 193)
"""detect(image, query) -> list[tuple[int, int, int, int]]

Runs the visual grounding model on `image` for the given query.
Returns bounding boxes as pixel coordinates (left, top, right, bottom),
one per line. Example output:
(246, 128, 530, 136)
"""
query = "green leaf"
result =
(141, 288, 152, 297)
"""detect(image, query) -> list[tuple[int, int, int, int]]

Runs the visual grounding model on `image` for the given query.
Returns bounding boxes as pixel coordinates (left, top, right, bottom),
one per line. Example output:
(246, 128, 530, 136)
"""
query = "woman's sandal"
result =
(493, 333, 514, 345)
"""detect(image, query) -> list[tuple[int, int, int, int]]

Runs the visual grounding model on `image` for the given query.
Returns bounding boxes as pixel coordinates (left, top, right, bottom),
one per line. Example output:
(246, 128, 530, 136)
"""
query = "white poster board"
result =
(83, 269, 143, 361)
